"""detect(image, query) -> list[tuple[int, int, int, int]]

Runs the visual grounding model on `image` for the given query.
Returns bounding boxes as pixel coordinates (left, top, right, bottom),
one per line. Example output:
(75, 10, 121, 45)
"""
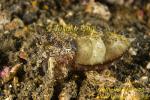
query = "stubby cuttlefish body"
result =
(76, 32, 130, 65)
(47, 24, 130, 67)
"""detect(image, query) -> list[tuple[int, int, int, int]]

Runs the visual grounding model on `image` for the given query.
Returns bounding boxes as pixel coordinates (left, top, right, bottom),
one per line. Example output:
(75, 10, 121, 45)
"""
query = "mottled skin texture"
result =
(47, 24, 130, 67)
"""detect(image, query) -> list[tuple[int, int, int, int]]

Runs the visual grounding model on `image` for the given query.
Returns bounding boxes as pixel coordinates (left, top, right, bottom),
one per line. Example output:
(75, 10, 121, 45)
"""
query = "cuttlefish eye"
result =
(76, 33, 130, 65)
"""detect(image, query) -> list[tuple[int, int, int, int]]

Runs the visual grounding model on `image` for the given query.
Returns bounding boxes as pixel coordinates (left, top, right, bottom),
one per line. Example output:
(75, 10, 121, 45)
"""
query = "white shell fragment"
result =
(76, 32, 130, 65)
(76, 35, 106, 65)
(48, 57, 56, 79)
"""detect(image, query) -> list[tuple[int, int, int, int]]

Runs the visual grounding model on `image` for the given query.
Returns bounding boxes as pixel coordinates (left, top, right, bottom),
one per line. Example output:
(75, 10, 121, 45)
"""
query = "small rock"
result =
(0, 11, 10, 25)
(19, 50, 28, 61)
(146, 3, 150, 11)
(1, 64, 21, 83)
(58, 17, 66, 27)
(9, 84, 12, 88)
(5, 95, 13, 100)
(85, 2, 111, 20)
(140, 76, 148, 83)
(0, 67, 10, 79)
(65, 11, 73, 18)
(129, 47, 137, 56)
(0, 11, 10, 30)
(146, 62, 150, 69)
(42, 52, 47, 58)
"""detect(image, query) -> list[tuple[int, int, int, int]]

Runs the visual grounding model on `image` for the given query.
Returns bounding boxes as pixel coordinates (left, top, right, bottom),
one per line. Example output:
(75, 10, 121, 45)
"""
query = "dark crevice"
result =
(0, 51, 9, 70)
(51, 82, 63, 100)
